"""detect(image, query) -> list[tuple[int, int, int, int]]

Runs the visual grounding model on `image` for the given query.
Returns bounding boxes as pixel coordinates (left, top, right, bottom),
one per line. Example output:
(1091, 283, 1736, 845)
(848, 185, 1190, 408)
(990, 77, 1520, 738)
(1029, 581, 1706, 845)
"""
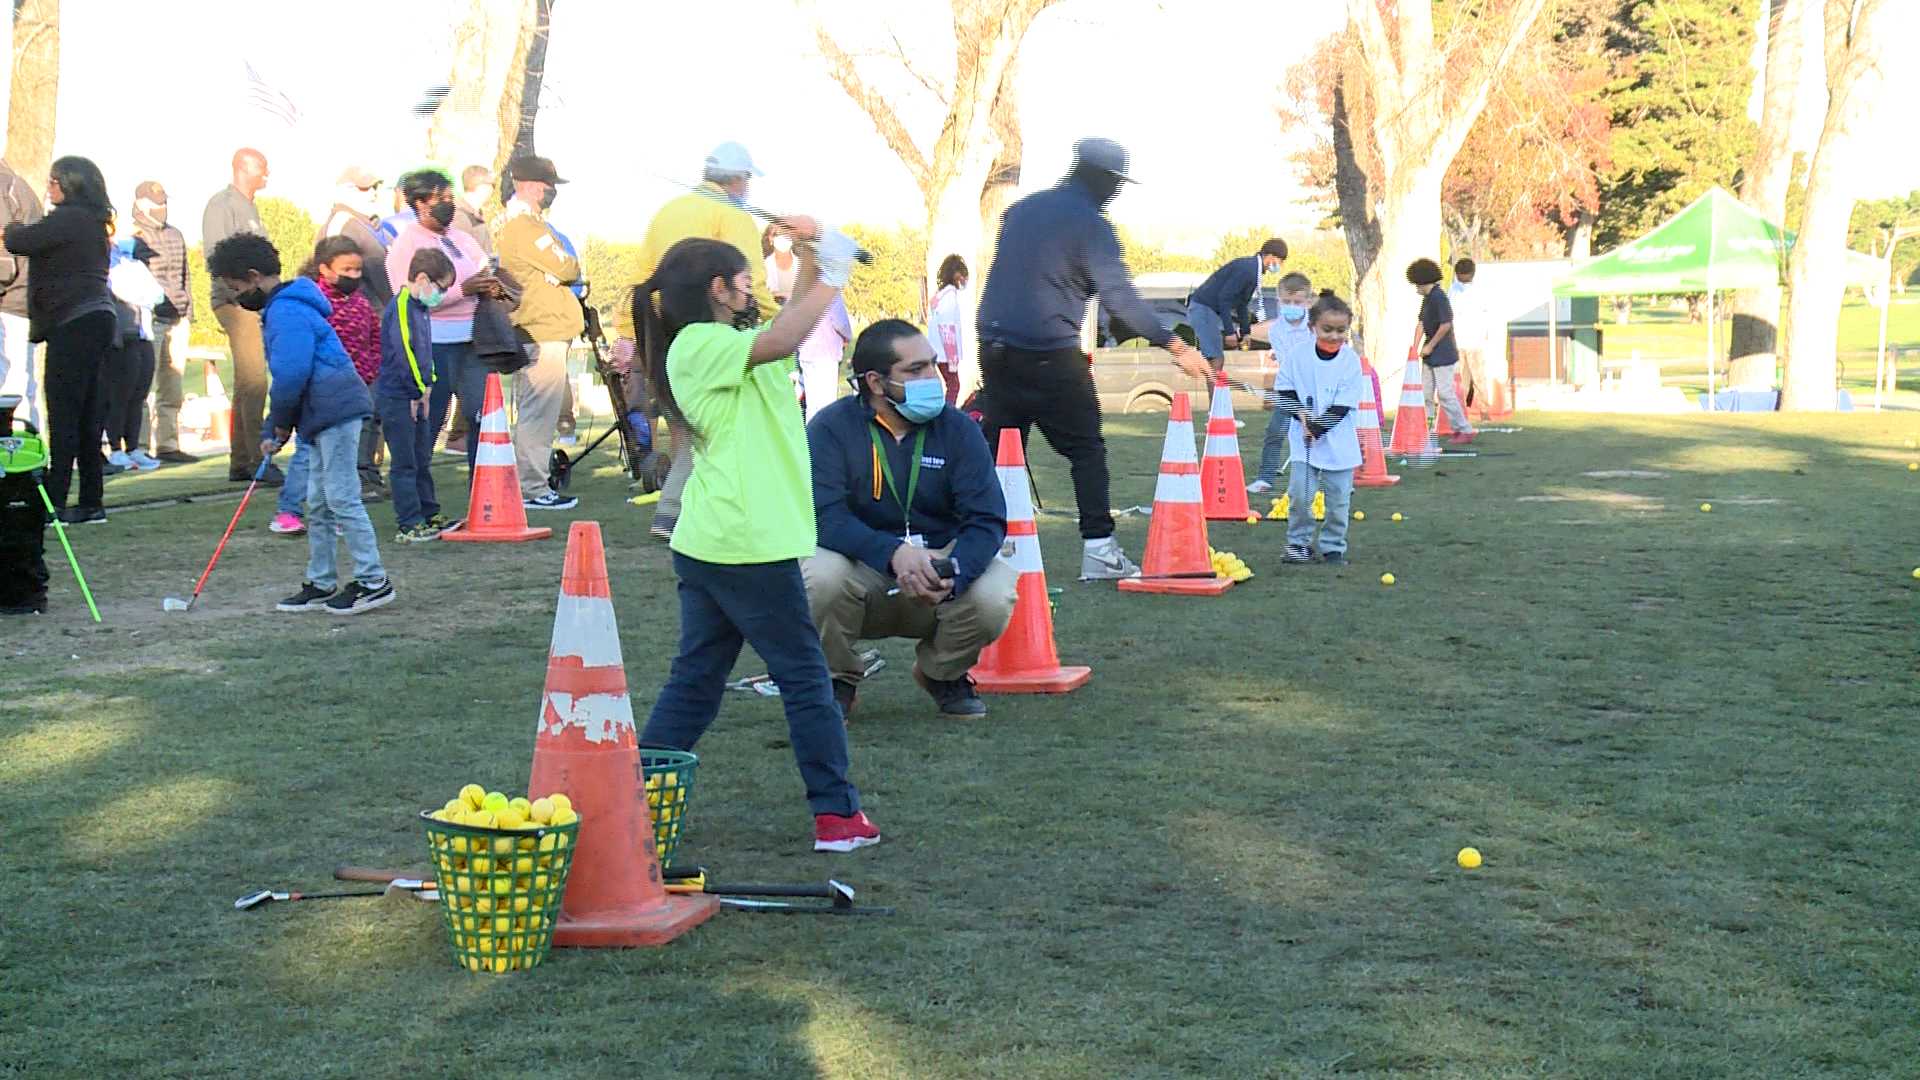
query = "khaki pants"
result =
(213, 303, 268, 472)
(1422, 362, 1473, 436)
(1457, 347, 1486, 415)
(802, 546, 1019, 683)
(144, 320, 187, 453)
(512, 340, 570, 498)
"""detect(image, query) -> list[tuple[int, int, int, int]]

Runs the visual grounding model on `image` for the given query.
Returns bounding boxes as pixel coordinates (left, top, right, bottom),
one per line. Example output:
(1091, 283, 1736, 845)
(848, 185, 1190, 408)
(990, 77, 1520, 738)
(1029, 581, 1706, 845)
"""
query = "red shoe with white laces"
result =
(813, 811, 882, 852)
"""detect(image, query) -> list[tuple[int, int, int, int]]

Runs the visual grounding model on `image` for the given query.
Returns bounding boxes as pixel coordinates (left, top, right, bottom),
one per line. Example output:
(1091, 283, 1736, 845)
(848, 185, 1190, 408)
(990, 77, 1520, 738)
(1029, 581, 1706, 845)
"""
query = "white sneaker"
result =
(129, 450, 161, 470)
(107, 450, 134, 470)
(1246, 479, 1274, 494)
(1079, 537, 1141, 581)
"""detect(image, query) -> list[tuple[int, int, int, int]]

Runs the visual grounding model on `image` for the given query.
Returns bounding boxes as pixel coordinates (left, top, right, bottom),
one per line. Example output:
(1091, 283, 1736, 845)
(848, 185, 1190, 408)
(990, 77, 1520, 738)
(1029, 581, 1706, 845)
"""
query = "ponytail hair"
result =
(632, 237, 750, 429)
(1308, 288, 1352, 326)
(301, 235, 363, 279)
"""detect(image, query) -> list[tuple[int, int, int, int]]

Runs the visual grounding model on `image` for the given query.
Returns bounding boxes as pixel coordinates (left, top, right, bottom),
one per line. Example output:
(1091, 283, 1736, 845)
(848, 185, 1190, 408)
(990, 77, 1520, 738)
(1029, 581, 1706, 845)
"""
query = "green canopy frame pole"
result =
(35, 484, 101, 623)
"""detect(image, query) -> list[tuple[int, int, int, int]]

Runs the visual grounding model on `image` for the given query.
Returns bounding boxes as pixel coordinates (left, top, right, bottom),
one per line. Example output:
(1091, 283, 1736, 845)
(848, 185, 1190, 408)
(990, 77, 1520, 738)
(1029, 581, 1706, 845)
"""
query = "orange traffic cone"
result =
(1478, 372, 1515, 421)
(529, 522, 718, 947)
(1118, 393, 1233, 597)
(1386, 350, 1437, 460)
(443, 372, 553, 543)
(971, 430, 1091, 694)
(1354, 357, 1400, 488)
(1200, 371, 1254, 521)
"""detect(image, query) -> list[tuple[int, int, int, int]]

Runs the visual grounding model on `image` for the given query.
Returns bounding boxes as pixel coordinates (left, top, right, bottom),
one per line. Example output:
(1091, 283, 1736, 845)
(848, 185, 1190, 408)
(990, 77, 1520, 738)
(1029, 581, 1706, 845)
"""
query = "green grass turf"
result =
(5, 409, 1919, 1077)
(1597, 297, 1920, 397)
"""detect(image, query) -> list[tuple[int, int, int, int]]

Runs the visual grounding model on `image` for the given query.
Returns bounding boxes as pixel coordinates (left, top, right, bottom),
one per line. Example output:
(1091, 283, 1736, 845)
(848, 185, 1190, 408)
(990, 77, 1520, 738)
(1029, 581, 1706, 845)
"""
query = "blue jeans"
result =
(303, 419, 386, 590)
(1286, 463, 1355, 556)
(427, 341, 486, 477)
(1256, 407, 1291, 486)
(1188, 303, 1227, 362)
(276, 436, 310, 517)
(377, 395, 439, 528)
(641, 552, 859, 816)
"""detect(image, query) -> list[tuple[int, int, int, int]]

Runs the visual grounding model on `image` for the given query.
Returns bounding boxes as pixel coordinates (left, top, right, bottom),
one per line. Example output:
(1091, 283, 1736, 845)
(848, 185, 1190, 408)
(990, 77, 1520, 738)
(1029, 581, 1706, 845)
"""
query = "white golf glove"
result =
(814, 227, 861, 288)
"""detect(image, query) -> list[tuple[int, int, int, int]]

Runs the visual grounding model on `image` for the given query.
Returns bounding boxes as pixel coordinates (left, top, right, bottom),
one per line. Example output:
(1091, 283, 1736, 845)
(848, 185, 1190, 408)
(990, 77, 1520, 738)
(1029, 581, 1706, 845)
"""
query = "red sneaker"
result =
(813, 810, 882, 853)
(1449, 432, 1477, 446)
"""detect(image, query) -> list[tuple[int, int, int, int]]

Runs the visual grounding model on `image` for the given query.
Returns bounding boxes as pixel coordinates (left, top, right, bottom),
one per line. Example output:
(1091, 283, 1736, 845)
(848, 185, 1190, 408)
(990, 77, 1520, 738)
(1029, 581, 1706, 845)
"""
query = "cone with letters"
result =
(1118, 393, 1233, 597)
(529, 522, 718, 947)
(971, 430, 1091, 693)
(443, 372, 553, 543)
(1353, 356, 1401, 488)
(1199, 372, 1253, 521)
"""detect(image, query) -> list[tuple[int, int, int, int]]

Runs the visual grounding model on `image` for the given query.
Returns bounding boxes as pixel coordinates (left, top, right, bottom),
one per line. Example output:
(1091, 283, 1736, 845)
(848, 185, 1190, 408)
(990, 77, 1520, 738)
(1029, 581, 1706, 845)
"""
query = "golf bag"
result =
(548, 288, 666, 493)
(0, 406, 50, 614)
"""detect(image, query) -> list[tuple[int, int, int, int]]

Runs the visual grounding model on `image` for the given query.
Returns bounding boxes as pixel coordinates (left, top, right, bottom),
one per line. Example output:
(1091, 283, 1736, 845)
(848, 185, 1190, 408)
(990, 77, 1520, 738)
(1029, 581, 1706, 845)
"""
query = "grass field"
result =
(1599, 296, 1920, 397)
(6, 408, 1920, 1077)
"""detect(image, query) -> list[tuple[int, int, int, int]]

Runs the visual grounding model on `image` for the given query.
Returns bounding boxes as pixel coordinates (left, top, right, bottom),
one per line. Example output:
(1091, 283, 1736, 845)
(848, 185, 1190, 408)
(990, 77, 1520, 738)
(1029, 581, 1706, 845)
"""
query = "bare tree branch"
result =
(885, 26, 950, 104)
(802, 1, 931, 193)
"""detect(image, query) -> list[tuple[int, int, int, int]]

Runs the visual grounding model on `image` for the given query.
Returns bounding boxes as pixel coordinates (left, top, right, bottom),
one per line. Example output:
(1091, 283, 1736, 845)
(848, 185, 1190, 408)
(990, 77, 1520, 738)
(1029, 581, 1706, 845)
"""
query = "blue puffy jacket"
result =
(262, 276, 373, 438)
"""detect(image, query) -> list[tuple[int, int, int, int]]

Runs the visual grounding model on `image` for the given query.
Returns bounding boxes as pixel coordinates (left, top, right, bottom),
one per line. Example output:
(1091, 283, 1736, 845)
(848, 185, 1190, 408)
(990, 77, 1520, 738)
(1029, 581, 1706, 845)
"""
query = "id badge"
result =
(904, 532, 927, 549)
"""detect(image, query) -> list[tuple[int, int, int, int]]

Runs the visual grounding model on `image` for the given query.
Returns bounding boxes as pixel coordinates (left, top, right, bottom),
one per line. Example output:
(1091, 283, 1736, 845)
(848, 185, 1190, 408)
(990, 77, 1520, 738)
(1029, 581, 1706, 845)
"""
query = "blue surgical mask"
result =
(1280, 304, 1307, 324)
(415, 285, 445, 309)
(890, 377, 946, 423)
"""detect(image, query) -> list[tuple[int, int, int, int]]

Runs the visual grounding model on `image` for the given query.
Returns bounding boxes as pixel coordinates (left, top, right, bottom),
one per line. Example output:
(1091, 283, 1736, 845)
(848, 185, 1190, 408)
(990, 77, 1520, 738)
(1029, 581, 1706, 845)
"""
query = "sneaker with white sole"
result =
(1283, 544, 1314, 564)
(813, 811, 882, 853)
(524, 490, 578, 511)
(269, 512, 306, 535)
(107, 450, 134, 470)
(325, 579, 395, 615)
(276, 582, 334, 612)
(1079, 537, 1140, 581)
(1246, 479, 1275, 494)
(128, 450, 162, 471)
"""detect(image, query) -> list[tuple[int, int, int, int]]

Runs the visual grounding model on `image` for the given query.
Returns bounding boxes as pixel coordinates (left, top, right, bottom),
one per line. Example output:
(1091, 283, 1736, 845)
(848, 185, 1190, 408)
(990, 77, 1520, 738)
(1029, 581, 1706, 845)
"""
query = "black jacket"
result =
(3, 203, 112, 342)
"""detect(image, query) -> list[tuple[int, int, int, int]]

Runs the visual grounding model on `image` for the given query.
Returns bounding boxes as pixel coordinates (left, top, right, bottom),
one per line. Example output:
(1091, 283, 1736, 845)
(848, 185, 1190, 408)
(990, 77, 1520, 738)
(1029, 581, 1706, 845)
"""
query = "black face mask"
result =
(427, 202, 456, 229)
(235, 287, 269, 312)
(538, 185, 556, 211)
(331, 275, 363, 296)
(731, 296, 761, 330)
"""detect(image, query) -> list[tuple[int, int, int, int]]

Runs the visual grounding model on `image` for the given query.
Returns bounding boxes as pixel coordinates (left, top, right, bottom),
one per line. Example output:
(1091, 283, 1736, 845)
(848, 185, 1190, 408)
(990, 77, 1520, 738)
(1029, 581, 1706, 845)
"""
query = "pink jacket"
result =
(384, 221, 487, 340)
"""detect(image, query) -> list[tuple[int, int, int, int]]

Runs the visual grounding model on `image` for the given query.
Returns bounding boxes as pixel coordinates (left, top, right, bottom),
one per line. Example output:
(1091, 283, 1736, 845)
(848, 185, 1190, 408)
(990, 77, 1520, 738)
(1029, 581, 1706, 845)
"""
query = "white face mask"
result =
(772, 236, 793, 254)
(469, 185, 493, 210)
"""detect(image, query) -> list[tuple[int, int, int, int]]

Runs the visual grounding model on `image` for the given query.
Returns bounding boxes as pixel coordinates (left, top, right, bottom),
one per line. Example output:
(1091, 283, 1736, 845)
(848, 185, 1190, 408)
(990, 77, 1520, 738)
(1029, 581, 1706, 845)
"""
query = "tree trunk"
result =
(1729, 0, 1805, 388)
(1780, 0, 1888, 411)
(426, 0, 539, 181)
(1362, 164, 1445, 401)
(505, 0, 554, 164)
(968, 59, 1024, 400)
(1568, 208, 1594, 258)
(5, 0, 60, 191)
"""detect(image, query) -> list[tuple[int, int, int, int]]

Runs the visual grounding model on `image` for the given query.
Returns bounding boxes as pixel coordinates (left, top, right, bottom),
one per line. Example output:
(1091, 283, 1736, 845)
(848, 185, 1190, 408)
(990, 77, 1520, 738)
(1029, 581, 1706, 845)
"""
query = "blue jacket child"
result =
(263, 276, 373, 439)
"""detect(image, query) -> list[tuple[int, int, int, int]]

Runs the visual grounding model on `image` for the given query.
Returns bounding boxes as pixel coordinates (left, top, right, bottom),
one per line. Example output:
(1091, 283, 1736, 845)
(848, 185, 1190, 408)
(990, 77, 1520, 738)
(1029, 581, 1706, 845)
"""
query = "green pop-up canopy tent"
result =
(1549, 187, 1889, 406)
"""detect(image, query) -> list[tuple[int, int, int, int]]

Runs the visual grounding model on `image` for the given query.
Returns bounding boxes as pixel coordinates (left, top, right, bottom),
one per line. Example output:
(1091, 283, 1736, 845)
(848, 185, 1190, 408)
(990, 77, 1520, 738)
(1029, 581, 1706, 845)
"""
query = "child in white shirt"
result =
(1273, 291, 1363, 565)
(1248, 272, 1314, 493)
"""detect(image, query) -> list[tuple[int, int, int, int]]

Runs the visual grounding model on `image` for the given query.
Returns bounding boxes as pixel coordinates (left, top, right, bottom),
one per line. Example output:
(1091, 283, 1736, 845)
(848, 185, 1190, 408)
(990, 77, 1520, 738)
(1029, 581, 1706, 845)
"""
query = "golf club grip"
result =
(748, 905, 895, 916)
(333, 865, 429, 884)
(703, 882, 835, 899)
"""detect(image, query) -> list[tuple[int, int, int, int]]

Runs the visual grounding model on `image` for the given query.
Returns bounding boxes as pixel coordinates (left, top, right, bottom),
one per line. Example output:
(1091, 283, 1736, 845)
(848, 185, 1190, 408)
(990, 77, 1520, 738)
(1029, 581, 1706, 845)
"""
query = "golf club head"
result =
(828, 880, 855, 908)
(234, 889, 279, 910)
(161, 597, 189, 612)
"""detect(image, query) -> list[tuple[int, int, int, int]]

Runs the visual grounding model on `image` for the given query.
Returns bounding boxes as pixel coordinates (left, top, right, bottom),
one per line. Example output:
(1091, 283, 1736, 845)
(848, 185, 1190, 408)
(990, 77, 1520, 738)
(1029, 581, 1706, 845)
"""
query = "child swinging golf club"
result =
(1275, 291, 1362, 566)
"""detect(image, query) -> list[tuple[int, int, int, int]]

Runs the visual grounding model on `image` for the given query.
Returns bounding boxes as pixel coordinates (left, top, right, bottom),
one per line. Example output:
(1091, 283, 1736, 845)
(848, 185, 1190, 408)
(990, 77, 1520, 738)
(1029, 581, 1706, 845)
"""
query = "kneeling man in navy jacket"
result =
(804, 319, 1017, 719)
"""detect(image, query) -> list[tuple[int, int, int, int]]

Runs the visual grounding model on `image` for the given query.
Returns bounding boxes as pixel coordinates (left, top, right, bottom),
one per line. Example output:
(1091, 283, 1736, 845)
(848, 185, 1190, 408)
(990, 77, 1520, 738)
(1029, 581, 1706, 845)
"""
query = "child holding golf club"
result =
(377, 248, 456, 543)
(633, 227, 884, 854)
(207, 233, 393, 615)
(1274, 291, 1362, 566)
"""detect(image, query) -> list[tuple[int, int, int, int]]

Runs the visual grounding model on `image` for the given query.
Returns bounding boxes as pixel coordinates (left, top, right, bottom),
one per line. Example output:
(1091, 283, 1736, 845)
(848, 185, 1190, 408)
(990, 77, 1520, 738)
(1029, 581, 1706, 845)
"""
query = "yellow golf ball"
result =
(1352, 510, 1365, 521)
(1457, 847, 1482, 869)
(1245, 514, 1259, 524)
(1390, 512, 1403, 522)
(1909, 462, 1918, 472)
(1380, 572, 1395, 586)
(1911, 567, 1920, 580)
(1700, 503, 1712, 513)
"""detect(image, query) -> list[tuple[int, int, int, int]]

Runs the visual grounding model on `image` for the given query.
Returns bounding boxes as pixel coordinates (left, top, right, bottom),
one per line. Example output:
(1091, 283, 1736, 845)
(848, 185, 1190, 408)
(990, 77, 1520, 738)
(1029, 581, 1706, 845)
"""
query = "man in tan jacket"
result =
(496, 155, 583, 510)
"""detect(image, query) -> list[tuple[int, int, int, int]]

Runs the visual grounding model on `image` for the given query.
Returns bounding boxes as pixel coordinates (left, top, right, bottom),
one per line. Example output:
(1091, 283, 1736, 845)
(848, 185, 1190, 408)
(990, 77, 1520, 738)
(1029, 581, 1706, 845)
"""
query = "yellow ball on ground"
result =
(1352, 510, 1364, 521)
(459, 784, 486, 810)
(1457, 847, 1482, 869)
(1700, 503, 1712, 513)
(1911, 567, 1920, 580)
(1380, 573, 1396, 586)
(1909, 462, 1918, 472)
(1246, 514, 1260, 524)
(1390, 512, 1402, 522)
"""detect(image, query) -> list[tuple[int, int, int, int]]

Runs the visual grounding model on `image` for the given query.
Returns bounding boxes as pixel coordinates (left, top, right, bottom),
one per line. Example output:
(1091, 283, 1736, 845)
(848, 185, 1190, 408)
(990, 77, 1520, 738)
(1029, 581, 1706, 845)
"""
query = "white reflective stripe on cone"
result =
(1004, 533, 1044, 574)
(475, 439, 515, 467)
(996, 465, 1035, 522)
(481, 408, 510, 434)
(1204, 434, 1240, 457)
(1159, 422, 1198, 464)
(1153, 472, 1203, 504)
(540, 689, 636, 743)
(549, 593, 626, 667)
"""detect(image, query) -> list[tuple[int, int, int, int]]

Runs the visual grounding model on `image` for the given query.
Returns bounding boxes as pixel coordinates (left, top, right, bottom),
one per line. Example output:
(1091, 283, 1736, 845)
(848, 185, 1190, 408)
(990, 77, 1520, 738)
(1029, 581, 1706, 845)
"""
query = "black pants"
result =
(43, 311, 115, 511)
(104, 337, 155, 452)
(979, 343, 1113, 540)
(0, 470, 49, 613)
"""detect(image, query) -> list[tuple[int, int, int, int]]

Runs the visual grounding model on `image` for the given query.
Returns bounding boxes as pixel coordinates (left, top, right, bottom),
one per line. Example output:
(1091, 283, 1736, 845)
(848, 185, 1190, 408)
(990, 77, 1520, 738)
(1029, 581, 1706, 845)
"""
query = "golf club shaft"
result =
(34, 483, 100, 622)
(652, 175, 872, 264)
(716, 897, 893, 916)
(190, 461, 268, 600)
(665, 881, 842, 899)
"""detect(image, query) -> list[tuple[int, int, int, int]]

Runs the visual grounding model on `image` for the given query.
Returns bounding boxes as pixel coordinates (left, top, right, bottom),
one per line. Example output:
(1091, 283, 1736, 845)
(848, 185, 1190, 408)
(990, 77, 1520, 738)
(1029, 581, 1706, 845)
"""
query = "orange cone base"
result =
(1354, 472, 1401, 487)
(552, 893, 720, 948)
(973, 664, 1092, 694)
(442, 521, 552, 543)
(1117, 575, 1234, 596)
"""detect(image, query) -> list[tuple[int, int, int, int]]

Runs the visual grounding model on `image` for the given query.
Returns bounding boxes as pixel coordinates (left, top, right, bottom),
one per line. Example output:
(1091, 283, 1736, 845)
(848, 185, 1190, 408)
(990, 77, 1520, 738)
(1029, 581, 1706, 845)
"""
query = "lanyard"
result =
(397, 287, 427, 395)
(868, 423, 926, 535)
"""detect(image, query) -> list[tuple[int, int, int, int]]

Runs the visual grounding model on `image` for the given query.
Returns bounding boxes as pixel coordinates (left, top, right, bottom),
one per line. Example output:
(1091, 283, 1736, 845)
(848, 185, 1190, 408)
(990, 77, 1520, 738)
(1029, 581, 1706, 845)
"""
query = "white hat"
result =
(704, 141, 762, 178)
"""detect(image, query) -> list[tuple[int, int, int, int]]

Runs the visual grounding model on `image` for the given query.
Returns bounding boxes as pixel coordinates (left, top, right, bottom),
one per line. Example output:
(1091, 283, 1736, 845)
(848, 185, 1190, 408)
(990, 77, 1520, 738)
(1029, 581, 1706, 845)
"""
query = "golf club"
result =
(665, 874, 859, 908)
(234, 885, 416, 910)
(651, 174, 873, 264)
(33, 484, 101, 623)
(164, 456, 271, 613)
(716, 896, 894, 917)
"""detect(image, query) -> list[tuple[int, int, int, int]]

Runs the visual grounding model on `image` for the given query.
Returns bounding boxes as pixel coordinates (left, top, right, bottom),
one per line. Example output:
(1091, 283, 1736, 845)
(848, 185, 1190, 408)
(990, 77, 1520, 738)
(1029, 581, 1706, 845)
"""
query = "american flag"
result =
(245, 61, 302, 128)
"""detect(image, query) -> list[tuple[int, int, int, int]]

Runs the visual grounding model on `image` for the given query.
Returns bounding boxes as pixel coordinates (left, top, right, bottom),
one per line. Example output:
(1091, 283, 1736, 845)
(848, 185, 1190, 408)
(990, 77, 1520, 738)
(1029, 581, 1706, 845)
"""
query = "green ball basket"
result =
(641, 749, 698, 869)
(420, 811, 580, 974)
